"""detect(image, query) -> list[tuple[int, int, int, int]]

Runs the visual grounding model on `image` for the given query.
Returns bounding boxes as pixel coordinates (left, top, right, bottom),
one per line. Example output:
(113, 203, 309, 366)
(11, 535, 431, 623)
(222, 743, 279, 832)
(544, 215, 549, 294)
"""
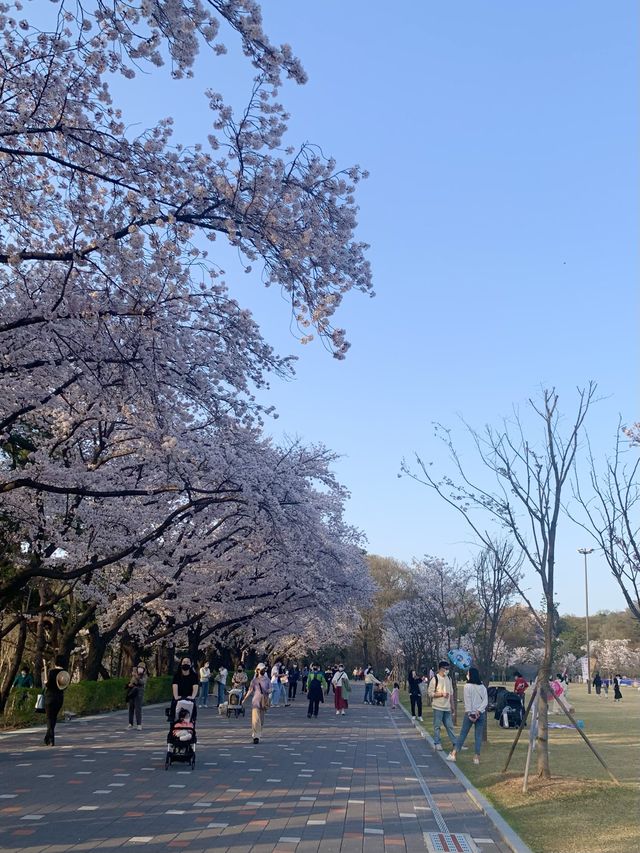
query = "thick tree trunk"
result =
(0, 618, 27, 713)
(187, 623, 203, 665)
(84, 624, 109, 681)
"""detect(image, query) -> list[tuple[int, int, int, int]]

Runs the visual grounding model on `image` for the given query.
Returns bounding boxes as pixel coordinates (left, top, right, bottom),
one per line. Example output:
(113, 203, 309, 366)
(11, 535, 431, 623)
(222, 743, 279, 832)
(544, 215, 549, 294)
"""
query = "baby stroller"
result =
(487, 685, 507, 712)
(496, 691, 524, 728)
(165, 699, 197, 770)
(226, 687, 246, 718)
(373, 686, 387, 706)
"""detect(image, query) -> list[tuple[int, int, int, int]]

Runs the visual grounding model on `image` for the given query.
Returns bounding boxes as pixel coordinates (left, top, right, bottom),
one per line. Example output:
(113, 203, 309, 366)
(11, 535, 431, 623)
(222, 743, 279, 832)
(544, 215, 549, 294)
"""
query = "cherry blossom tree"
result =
(0, 1, 373, 695)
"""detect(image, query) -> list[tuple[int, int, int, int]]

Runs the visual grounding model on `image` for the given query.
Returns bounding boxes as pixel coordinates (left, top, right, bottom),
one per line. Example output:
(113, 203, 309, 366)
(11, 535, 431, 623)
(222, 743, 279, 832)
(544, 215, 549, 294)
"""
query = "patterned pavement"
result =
(0, 684, 514, 853)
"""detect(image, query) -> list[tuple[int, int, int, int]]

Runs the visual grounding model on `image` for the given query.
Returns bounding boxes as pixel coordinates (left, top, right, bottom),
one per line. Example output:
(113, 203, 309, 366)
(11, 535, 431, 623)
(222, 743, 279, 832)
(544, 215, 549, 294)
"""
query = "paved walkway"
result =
(1, 685, 516, 853)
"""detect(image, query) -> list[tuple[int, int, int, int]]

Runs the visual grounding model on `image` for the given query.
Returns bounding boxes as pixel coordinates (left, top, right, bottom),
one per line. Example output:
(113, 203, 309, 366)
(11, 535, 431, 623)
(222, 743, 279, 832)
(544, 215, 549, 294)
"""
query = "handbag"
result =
(35, 692, 45, 713)
(257, 682, 270, 711)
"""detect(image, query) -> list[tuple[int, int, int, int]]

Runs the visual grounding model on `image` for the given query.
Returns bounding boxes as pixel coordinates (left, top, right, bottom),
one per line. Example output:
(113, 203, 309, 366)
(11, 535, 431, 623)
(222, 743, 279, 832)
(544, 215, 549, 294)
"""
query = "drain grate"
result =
(424, 832, 479, 853)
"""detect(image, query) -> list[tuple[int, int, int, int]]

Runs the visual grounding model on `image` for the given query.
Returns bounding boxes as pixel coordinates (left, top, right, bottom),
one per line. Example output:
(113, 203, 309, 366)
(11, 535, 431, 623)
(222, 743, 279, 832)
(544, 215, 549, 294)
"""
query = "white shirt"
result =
(332, 670, 349, 687)
(199, 665, 210, 681)
(463, 683, 488, 715)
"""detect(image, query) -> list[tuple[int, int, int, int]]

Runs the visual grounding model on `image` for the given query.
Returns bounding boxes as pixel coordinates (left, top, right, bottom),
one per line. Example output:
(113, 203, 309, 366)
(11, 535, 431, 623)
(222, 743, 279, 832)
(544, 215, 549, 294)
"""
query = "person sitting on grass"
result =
(447, 667, 488, 765)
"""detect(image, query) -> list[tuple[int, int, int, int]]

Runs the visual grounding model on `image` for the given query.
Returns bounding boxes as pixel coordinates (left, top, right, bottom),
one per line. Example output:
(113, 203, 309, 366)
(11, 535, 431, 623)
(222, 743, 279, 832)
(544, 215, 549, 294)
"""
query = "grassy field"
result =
(407, 683, 640, 853)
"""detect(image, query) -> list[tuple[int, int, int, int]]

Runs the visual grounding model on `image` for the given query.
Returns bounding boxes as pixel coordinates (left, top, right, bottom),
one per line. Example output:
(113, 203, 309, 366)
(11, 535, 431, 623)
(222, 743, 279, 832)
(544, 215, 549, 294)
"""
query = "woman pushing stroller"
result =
(170, 657, 199, 722)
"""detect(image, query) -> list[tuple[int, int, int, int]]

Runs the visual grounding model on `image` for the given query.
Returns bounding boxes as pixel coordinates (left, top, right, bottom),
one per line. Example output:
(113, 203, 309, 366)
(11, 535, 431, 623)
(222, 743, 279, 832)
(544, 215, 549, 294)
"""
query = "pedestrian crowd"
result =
(17, 650, 630, 775)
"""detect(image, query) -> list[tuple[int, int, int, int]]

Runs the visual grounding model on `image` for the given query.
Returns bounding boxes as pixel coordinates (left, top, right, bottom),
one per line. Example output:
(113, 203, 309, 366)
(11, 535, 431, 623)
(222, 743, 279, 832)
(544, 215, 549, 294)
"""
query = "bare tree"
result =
(572, 426, 640, 622)
(402, 385, 596, 779)
(469, 542, 520, 684)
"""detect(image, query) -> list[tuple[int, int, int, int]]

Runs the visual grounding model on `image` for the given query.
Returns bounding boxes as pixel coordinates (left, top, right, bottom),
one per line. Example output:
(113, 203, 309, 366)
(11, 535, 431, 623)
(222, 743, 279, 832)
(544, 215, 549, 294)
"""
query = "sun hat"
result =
(256, 663, 267, 671)
(56, 670, 71, 690)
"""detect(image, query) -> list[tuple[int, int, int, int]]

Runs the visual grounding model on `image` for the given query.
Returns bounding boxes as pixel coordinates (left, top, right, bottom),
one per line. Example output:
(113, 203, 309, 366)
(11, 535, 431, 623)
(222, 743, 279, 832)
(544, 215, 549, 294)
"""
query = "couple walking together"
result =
(427, 660, 488, 765)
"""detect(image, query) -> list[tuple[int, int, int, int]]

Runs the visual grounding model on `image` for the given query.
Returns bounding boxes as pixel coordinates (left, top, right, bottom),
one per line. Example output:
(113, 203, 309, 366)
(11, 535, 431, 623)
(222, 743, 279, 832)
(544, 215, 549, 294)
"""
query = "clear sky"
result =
(44, 2, 640, 615)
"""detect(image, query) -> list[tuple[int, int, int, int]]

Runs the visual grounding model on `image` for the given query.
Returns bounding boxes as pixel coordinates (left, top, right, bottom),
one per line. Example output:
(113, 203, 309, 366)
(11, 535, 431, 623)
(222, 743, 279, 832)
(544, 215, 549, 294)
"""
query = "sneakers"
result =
(307, 714, 312, 719)
(473, 756, 480, 765)
(137, 725, 143, 731)
(127, 724, 133, 729)
(341, 710, 346, 715)
(418, 716, 424, 721)
(435, 744, 443, 751)
(447, 753, 457, 762)
(336, 710, 340, 715)
(253, 737, 259, 744)
(411, 715, 416, 720)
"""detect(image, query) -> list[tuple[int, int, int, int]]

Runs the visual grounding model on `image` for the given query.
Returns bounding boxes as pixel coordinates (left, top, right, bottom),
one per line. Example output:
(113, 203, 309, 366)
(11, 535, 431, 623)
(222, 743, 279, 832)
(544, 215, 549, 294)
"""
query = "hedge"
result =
(2, 675, 173, 729)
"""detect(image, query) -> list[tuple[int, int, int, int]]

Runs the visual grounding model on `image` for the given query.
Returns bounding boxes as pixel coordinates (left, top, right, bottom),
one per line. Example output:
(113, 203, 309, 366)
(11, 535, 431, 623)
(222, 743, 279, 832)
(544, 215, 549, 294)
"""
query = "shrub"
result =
(2, 676, 173, 729)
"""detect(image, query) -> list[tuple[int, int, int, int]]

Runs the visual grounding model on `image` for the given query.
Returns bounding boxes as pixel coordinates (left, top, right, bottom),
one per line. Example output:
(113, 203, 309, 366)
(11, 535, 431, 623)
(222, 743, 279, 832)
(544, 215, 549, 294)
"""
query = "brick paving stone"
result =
(0, 685, 522, 852)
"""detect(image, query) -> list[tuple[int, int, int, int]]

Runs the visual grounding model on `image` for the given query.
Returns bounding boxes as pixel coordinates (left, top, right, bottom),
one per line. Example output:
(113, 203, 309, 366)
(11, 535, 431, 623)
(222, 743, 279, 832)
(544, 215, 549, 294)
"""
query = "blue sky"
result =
(43, 2, 639, 614)
(247, 2, 639, 615)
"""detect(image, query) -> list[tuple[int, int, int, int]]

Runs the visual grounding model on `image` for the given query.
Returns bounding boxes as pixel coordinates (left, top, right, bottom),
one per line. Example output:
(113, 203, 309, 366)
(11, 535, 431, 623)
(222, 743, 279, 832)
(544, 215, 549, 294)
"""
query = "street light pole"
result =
(578, 548, 594, 694)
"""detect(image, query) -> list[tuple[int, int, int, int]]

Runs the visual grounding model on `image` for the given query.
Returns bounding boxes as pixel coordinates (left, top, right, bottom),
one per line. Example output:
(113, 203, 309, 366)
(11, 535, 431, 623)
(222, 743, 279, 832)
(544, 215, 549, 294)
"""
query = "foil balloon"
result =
(448, 649, 472, 670)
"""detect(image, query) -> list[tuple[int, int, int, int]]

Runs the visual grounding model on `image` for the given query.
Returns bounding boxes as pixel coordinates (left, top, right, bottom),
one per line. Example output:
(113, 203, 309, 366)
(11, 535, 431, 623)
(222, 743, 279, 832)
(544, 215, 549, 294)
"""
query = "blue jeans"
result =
(433, 708, 456, 747)
(455, 711, 485, 754)
(364, 683, 373, 703)
(199, 681, 209, 707)
(217, 681, 225, 706)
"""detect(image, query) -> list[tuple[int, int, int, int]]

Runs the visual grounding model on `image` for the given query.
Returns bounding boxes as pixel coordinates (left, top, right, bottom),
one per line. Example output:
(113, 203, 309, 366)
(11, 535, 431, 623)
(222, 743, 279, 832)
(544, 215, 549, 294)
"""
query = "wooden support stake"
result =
(554, 694, 620, 785)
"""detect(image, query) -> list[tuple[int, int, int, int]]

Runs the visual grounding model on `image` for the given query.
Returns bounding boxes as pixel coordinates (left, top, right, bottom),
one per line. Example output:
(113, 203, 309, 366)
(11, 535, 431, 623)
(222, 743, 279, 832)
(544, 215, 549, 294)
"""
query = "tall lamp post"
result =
(578, 548, 594, 694)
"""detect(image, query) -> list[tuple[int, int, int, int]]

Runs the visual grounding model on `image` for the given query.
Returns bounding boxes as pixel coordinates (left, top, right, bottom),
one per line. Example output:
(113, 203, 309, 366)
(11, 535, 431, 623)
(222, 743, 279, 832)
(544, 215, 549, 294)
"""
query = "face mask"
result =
(443, 670, 449, 676)
(181, 664, 190, 670)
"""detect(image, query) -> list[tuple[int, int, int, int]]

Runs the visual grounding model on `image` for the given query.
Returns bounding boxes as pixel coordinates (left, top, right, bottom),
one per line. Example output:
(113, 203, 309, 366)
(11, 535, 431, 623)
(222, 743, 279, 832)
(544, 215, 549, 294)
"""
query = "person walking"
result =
(592, 671, 602, 695)
(301, 664, 309, 693)
(427, 660, 457, 752)
(331, 664, 350, 715)
(363, 666, 380, 704)
(513, 671, 529, 710)
(171, 657, 199, 722)
(447, 667, 488, 765)
(613, 674, 623, 702)
(231, 664, 248, 693)
(198, 661, 211, 707)
(270, 662, 286, 707)
(214, 664, 228, 707)
(408, 669, 423, 720)
(13, 665, 34, 689)
(43, 655, 70, 746)
(126, 663, 147, 729)
(390, 682, 400, 710)
(287, 664, 300, 702)
(306, 665, 327, 719)
(243, 662, 271, 743)
(12, 665, 34, 708)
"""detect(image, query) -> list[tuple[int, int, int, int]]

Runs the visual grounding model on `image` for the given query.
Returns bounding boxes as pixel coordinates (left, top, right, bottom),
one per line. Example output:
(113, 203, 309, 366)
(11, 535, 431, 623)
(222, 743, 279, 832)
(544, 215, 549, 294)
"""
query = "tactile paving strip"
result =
(424, 832, 479, 853)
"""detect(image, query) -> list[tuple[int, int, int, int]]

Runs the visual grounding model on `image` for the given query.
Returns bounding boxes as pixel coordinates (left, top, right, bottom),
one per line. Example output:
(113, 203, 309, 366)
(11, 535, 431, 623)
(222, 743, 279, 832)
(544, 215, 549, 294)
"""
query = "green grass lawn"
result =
(406, 683, 640, 853)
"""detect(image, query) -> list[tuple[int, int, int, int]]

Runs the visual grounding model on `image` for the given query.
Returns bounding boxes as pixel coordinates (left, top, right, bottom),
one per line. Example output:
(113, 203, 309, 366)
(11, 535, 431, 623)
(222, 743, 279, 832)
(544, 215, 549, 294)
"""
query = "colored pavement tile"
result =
(0, 686, 513, 852)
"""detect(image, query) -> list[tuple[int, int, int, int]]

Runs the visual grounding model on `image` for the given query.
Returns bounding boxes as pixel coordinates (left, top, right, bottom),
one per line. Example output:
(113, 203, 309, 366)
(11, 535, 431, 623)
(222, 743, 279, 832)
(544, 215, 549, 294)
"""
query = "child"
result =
(171, 708, 195, 743)
(390, 682, 400, 710)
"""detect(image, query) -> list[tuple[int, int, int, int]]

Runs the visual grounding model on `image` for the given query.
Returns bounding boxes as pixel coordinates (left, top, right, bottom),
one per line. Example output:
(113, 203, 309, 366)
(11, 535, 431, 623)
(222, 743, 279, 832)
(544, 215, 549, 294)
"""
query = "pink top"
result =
(249, 674, 271, 709)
